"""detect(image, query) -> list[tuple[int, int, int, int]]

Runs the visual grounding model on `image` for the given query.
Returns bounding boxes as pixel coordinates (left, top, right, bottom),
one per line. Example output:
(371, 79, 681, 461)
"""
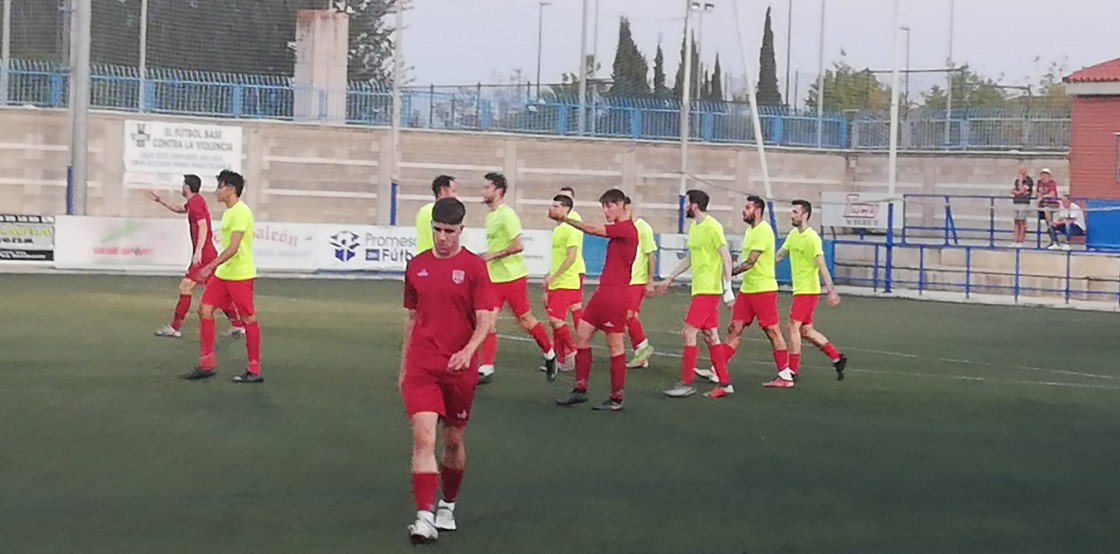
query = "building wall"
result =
(1070, 95, 1120, 199)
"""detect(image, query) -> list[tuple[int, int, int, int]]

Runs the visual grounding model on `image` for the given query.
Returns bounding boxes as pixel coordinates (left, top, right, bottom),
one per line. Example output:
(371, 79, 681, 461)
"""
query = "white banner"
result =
(317, 225, 417, 272)
(55, 216, 192, 270)
(251, 222, 318, 271)
(123, 119, 243, 189)
(821, 192, 904, 231)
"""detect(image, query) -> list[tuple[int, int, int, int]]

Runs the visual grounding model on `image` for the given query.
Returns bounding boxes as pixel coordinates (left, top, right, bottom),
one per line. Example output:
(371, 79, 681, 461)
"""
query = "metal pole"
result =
(784, 0, 792, 104)
(944, 0, 954, 145)
(69, 0, 91, 216)
(592, 0, 599, 78)
(1, 0, 12, 105)
(138, 0, 148, 111)
(903, 27, 911, 104)
(695, 11, 704, 97)
(732, 0, 772, 198)
(535, 1, 547, 99)
(576, 0, 589, 135)
(887, 0, 901, 198)
(386, 1, 404, 225)
(677, 0, 693, 233)
(814, 0, 825, 147)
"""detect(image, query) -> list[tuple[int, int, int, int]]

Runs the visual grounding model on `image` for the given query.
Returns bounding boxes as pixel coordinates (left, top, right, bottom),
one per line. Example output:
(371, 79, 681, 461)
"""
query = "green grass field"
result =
(2, 273, 1119, 553)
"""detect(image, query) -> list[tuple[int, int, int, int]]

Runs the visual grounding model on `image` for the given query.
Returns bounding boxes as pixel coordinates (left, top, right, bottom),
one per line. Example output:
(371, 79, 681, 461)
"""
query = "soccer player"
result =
(543, 194, 583, 372)
(773, 200, 847, 385)
(400, 197, 496, 544)
(416, 175, 459, 255)
(657, 190, 736, 399)
(558, 186, 586, 323)
(181, 170, 263, 384)
(720, 195, 790, 388)
(625, 197, 657, 369)
(553, 188, 638, 411)
(478, 172, 558, 383)
(150, 174, 244, 338)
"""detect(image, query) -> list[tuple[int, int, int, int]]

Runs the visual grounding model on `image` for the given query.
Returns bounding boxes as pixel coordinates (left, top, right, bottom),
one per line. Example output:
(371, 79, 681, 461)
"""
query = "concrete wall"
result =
(1070, 95, 1120, 200)
(1, 108, 1068, 237)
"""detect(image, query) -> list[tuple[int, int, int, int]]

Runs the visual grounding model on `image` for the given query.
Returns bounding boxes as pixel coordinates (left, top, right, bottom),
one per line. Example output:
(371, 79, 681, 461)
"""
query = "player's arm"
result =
(817, 254, 841, 306)
(775, 244, 789, 263)
(199, 231, 244, 279)
(732, 250, 763, 276)
(192, 220, 208, 265)
(660, 251, 691, 285)
(400, 309, 416, 388)
(548, 246, 578, 284)
(557, 218, 608, 238)
(148, 191, 187, 214)
(483, 234, 524, 262)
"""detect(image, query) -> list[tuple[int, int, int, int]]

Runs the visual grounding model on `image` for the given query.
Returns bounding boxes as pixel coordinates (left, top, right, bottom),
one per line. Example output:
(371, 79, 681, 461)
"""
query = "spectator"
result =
(1035, 168, 1060, 248)
(1050, 194, 1086, 251)
(1011, 164, 1034, 246)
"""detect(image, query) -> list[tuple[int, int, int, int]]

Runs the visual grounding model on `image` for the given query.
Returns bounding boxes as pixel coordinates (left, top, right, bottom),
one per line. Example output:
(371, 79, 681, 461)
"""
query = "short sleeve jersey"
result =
(485, 204, 528, 284)
(403, 249, 495, 374)
(630, 217, 658, 285)
(186, 194, 218, 259)
(549, 223, 583, 291)
(739, 221, 778, 294)
(782, 227, 824, 296)
(567, 209, 587, 275)
(599, 220, 639, 288)
(415, 202, 435, 254)
(688, 216, 727, 296)
(214, 201, 256, 281)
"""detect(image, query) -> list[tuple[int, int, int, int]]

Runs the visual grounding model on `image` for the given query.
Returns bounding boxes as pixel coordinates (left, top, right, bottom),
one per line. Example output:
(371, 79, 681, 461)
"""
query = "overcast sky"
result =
(406, 0, 1119, 104)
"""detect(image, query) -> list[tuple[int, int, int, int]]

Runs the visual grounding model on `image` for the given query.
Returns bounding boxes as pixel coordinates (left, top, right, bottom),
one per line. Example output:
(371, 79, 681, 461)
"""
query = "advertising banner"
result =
(54, 216, 191, 270)
(318, 225, 418, 272)
(123, 119, 243, 188)
(249, 222, 318, 271)
(820, 192, 904, 231)
(0, 214, 55, 262)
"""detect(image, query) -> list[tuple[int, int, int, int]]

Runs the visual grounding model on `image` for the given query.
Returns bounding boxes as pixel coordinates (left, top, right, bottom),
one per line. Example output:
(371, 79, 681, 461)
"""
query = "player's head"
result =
(685, 189, 709, 219)
(216, 170, 245, 203)
(431, 197, 466, 257)
(624, 195, 633, 216)
(598, 188, 627, 222)
(790, 199, 813, 227)
(482, 172, 507, 206)
(182, 174, 202, 197)
(743, 195, 766, 225)
(431, 175, 458, 200)
(550, 194, 573, 222)
(1061, 193, 1071, 207)
(559, 186, 575, 200)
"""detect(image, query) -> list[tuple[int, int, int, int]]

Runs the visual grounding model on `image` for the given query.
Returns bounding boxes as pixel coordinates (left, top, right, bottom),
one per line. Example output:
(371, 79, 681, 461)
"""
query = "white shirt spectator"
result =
(1058, 202, 1086, 230)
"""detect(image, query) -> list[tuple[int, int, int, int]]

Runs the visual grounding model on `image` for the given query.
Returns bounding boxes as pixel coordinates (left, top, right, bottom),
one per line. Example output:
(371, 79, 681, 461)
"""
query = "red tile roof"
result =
(1065, 57, 1120, 83)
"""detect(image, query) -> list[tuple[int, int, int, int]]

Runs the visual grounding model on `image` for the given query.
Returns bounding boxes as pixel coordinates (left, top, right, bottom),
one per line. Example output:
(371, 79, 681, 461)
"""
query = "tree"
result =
(806, 61, 891, 112)
(607, 17, 651, 97)
(672, 33, 702, 98)
(707, 55, 724, 102)
(756, 6, 783, 106)
(920, 65, 1010, 110)
(652, 43, 670, 99)
(548, 55, 601, 99)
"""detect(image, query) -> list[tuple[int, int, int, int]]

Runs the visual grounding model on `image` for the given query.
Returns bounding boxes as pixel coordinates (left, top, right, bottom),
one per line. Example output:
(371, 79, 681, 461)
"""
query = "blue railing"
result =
(1, 60, 1070, 151)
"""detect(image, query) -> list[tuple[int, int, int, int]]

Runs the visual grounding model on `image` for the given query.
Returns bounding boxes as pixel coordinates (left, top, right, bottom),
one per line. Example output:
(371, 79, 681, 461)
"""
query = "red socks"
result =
(609, 354, 626, 400)
(245, 321, 261, 374)
(439, 464, 464, 503)
(711, 343, 731, 385)
(627, 316, 646, 350)
(198, 318, 216, 368)
(574, 348, 592, 391)
(681, 345, 699, 385)
(552, 326, 569, 364)
(789, 353, 802, 374)
(171, 294, 192, 330)
(224, 300, 244, 328)
(411, 472, 439, 512)
(821, 343, 842, 362)
(481, 332, 498, 365)
(773, 349, 789, 372)
(529, 323, 553, 354)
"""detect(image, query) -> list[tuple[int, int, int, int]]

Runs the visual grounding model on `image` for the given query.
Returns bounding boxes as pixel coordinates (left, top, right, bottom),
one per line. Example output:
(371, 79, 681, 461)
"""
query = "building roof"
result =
(1065, 57, 1120, 83)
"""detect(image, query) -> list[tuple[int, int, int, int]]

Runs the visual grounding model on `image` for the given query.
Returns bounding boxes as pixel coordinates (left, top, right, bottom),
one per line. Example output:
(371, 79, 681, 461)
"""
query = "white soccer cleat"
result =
(154, 325, 181, 338)
(663, 382, 697, 398)
(434, 500, 457, 531)
(408, 510, 439, 544)
(226, 326, 246, 338)
(693, 366, 719, 384)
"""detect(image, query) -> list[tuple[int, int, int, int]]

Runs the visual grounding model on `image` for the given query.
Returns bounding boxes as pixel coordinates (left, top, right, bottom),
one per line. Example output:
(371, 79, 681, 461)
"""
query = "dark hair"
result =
(431, 175, 455, 198)
(552, 194, 574, 209)
(559, 186, 575, 197)
(623, 195, 632, 206)
(746, 194, 766, 215)
(791, 199, 812, 218)
(217, 170, 245, 197)
(484, 172, 507, 193)
(432, 197, 466, 226)
(183, 174, 202, 193)
(686, 189, 710, 211)
(598, 188, 627, 205)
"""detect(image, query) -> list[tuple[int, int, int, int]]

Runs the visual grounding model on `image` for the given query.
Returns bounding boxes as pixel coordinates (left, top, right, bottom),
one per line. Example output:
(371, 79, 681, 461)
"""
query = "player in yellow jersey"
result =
(558, 186, 586, 322)
(543, 194, 583, 372)
(415, 175, 459, 255)
(772, 200, 846, 386)
(478, 172, 557, 384)
(657, 190, 736, 399)
(624, 197, 657, 368)
(717, 195, 790, 389)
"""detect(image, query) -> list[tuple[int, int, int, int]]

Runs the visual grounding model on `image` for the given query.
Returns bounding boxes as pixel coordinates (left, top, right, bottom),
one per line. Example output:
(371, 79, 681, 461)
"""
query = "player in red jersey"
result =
(149, 174, 243, 338)
(400, 197, 497, 544)
(552, 188, 638, 412)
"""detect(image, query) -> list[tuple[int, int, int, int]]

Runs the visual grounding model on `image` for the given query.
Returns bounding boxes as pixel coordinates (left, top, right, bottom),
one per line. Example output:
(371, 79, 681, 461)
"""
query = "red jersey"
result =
(403, 248, 496, 374)
(186, 194, 218, 258)
(598, 219, 639, 288)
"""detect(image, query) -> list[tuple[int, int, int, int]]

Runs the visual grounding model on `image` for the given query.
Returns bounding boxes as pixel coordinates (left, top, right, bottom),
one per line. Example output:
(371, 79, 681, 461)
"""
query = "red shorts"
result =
(582, 287, 628, 333)
(732, 291, 779, 328)
(493, 277, 531, 317)
(790, 294, 820, 325)
(201, 277, 256, 317)
(185, 251, 218, 284)
(546, 288, 583, 320)
(401, 368, 476, 428)
(628, 284, 648, 313)
(684, 294, 721, 330)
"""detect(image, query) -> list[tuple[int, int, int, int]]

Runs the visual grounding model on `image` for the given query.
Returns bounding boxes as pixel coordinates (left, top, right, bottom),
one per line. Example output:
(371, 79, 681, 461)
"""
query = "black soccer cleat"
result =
(591, 397, 624, 412)
(232, 372, 264, 384)
(555, 389, 589, 406)
(833, 355, 848, 381)
(543, 356, 559, 382)
(181, 368, 216, 381)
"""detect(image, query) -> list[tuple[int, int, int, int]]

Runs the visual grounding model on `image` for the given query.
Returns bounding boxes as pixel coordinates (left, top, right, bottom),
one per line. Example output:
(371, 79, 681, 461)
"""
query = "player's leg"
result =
(477, 308, 500, 384)
(785, 294, 814, 381)
(408, 412, 442, 543)
(434, 377, 476, 532)
(625, 285, 653, 368)
(509, 278, 556, 363)
(222, 298, 246, 337)
(228, 279, 262, 383)
(752, 292, 791, 387)
(590, 331, 627, 411)
(157, 277, 197, 337)
(182, 278, 227, 379)
(703, 323, 734, 398)
(787, 320, 804, 377)
(801, 324, 847, 380)
(556, 318, 597, 406)
(663, 322, 702, 398)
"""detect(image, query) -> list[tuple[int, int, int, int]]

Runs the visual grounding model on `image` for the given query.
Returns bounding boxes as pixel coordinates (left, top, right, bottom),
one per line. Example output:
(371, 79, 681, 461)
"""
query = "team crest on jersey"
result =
(452, 269, 465, 284)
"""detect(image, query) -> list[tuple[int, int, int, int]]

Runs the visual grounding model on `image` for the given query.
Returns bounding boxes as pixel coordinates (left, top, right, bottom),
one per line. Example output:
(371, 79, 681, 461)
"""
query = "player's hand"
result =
(197, 264, 213, 280)
(480, 252, 494, 262)
(147, 190, 161, 203)
(722, 289, 736, 309)
(653, 281, 669, 295)
(827, 290, 841, 307)
(192, 252, 203, 266)
(447, 349, 475, 372)
(644, 283, 656, 298)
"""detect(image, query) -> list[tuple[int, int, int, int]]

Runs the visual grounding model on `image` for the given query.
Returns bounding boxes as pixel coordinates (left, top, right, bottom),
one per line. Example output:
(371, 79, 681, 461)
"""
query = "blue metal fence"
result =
(1, 60, 1070, 151)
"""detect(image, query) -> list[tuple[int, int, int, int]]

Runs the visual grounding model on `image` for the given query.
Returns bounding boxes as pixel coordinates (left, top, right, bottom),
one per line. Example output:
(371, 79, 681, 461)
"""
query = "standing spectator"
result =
(1011, 165, 1034, 246)
(1035, 168, 1060, 248)
(1051, 194, 1086, 251)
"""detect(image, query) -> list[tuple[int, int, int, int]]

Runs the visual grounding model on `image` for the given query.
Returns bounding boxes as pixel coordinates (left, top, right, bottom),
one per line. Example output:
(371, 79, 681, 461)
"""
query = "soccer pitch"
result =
(2, 274, 1118, 553)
